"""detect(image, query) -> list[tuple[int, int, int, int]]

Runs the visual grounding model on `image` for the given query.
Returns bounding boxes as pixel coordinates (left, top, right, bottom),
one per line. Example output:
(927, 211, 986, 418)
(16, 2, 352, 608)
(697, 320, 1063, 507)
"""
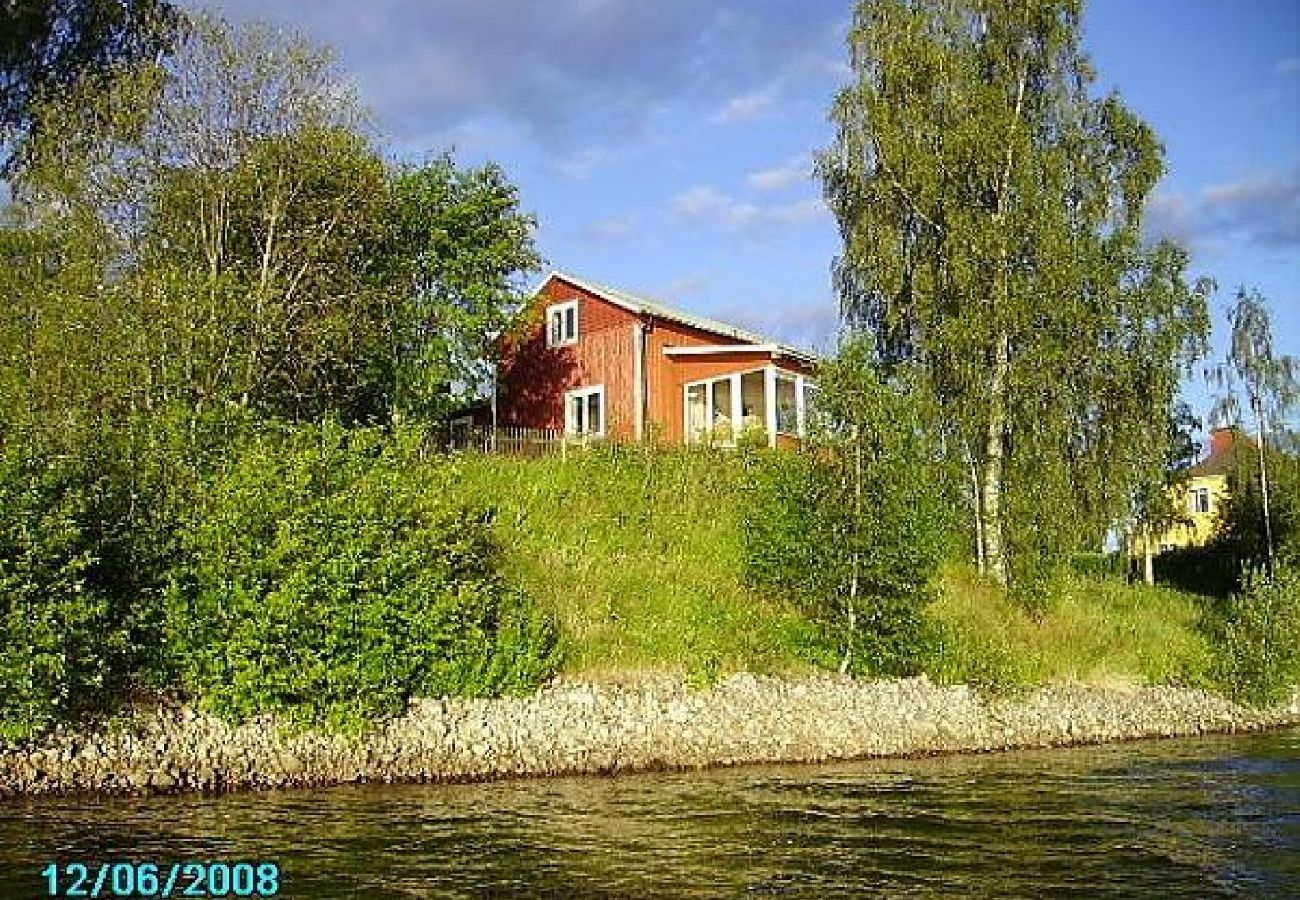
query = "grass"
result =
(928, 564, 1217, 689)
(442, 446, 825, 679)
(440, 446, 1220, 688)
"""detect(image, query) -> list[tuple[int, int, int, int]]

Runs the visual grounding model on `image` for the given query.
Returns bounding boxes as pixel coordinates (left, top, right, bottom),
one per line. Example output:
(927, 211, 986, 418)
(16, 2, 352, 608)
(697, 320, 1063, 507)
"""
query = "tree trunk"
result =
(969, 450, 986, 575)
(841, 433, 864, 675)
(1142, 528, 1155, 586)
(981, 335, 1010, 584)
(1253, 398, 1276, 578)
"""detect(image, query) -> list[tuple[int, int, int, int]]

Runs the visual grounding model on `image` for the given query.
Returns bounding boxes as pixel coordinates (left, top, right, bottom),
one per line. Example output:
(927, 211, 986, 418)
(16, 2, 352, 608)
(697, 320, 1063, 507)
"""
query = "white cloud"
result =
(712, 297, 839, 349)
(670, 185, 825, 236)
(654, 273, 712, 301)
(746, 154, 811, 192)
(709, 88, 775, 124)
(580, 213, 639, 242)
(555, 146, 616, 179)
(196, 0, 847, 149)
(670, 185, 732, 219)
(1146, 163, 1300, 252)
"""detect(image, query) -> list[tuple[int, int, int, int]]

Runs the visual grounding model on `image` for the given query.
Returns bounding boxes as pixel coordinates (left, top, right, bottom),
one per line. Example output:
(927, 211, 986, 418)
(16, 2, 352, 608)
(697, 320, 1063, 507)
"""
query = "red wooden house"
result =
(495, 271, 818, 447)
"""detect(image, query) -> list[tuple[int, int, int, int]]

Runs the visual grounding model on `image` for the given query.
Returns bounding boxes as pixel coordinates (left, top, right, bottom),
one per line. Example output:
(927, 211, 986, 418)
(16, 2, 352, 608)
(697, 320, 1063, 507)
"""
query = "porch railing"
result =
(447, 425, 590, 458)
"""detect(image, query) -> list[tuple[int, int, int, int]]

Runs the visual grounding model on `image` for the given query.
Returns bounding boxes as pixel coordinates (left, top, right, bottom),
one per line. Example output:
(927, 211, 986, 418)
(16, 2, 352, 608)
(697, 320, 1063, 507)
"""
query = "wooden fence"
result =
(446, 424, 584, 458)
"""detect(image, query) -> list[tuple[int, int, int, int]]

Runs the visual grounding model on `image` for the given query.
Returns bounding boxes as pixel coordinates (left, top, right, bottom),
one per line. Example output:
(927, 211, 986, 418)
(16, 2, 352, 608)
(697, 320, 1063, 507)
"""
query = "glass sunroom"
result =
(682, 365, 816, 447)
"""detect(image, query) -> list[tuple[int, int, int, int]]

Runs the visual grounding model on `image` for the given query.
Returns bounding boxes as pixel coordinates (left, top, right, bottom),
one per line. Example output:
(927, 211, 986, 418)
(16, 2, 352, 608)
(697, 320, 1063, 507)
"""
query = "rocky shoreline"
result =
(2, 674, 1298, 797)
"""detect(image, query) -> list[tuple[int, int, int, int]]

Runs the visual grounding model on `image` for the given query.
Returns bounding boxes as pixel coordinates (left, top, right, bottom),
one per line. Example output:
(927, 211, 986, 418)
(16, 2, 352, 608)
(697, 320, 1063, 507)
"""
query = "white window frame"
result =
(682, 368, 768, 447)
(546, 300, 579, 348)
(564, 384, 605, 438)
(1189, 487, 1211, 515)
(798, 378, 817, 436)
(775, 371, 800, 437)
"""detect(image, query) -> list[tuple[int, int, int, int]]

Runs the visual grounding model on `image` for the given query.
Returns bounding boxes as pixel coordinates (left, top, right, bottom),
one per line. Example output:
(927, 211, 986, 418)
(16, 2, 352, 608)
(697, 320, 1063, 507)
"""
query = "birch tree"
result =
(9, 16, 540, 423)
(1209, 287, 1300, 578)
(818, 0, 1210, 586)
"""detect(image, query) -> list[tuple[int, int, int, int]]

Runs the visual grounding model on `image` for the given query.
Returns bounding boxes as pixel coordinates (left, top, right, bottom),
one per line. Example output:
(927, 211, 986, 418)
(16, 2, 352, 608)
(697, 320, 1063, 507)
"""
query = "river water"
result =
(1, 729, 1296, 899)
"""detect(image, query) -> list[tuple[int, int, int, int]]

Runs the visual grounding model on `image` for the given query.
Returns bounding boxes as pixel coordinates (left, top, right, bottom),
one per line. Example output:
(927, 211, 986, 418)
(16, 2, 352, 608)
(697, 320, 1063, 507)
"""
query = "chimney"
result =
(1210, 427, 1236, 458)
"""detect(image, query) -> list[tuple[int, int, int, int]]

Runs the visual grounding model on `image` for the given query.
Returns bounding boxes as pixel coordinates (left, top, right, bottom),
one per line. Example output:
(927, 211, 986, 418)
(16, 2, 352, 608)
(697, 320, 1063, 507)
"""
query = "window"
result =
(686, 383, 708, 441)
(546, 300, 579, 347)
(565, 385, 604, 437)
(775, 374, 798, 435)
(685, 373, 744, 445)
(740, 370, 766, 436)
(1189, 487, 1211, 515)
(801, 381, 817, 433)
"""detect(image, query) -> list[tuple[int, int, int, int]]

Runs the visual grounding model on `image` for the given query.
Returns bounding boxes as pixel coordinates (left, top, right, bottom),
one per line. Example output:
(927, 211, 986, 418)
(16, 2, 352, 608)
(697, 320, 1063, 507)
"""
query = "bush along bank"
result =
(2, 674, 1297, 797)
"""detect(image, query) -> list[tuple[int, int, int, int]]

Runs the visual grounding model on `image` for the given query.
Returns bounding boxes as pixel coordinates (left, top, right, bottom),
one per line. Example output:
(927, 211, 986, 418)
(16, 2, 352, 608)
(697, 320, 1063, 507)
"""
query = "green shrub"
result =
(1152, 543, 1240, 601)
(1216, 565, 1300, 706)
(741, 338, 954, 676)
(165, 421, 559, 731)
(0, 432, 120, 741)
(1069, 552, 1125, 582)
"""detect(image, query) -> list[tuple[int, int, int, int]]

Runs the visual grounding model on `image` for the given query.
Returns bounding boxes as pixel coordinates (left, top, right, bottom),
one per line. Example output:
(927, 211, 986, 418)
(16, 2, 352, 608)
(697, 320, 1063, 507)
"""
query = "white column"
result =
(795, 373, 806, 437)
(764, 365, 777, 448)
(682, 385, 691, 445)
(632, 323, 645, 441)
(730, 373, 742, 444)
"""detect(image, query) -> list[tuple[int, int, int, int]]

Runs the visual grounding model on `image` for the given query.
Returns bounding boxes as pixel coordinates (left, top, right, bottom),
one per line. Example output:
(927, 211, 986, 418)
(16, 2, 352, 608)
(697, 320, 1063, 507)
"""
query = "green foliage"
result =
(0, 0, 179, 171)
(8, 17, 541, 427)
(819, 0, 1212, 584)
(1220, 440, 1300, 570)
(1152, 545, 1240, 601)
(165, 422, 559, 731)
(379, 156, 544, 420)
(1164, 445, 1300, 598)
(928, 564, 1217, 689)
(0, 406, 253, 740)
(741, 337, 955, 676)
(1068, 552, 1126, 582)
(444, 445, 830, 677)
(0, 431, 112, 740)
(1215, 565, 1300, 707)
(1208, 287, 1299, 576)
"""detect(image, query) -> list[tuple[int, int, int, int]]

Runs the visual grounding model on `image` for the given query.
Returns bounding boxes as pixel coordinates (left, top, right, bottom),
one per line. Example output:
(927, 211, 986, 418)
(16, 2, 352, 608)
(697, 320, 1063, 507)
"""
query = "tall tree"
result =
(378, 155, 543, 422)
(1209, 287, 1299, 577)
(742, 336, 953, 675)
(1131, 402, 1199, 585)
(6, 16, 541, 425)
(0, 0, 178, 171)
(818, 0, 1210, 586)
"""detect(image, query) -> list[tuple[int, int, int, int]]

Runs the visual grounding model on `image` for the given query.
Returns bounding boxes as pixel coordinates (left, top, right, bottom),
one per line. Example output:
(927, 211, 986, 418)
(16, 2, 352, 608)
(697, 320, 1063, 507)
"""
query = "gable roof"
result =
(1187, 429, 1252, 478)
(540, 270, 819, 366)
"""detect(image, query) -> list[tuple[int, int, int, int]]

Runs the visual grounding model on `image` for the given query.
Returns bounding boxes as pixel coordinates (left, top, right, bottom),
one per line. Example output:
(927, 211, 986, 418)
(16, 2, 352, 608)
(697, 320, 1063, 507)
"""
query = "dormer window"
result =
(546, 300, 579, 347)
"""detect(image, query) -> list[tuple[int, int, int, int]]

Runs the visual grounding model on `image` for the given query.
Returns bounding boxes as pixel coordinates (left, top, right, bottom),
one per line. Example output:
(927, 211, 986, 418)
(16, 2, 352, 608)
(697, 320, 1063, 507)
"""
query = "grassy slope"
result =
(445, 448, 824, 678)
(444, 448, 1216, 686)
(930, 565, 1215, 687)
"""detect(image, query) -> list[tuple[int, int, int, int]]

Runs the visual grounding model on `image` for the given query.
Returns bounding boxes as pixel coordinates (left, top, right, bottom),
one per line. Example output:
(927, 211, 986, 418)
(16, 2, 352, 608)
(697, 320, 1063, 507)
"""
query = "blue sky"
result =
(197, 0, 1299, 443)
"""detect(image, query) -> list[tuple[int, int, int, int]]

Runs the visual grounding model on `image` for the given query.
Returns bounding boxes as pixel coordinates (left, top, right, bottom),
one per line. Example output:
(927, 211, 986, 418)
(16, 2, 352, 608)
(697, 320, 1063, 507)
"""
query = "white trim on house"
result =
(545, 299, 579, 348)
(564, 384, 605, 437)
(632, 322, 646, 440)
(774, 370, 799, 437)
(533, 271, 819, 367)
(661, 344, 780, 357)
(764, 366, 778, 448)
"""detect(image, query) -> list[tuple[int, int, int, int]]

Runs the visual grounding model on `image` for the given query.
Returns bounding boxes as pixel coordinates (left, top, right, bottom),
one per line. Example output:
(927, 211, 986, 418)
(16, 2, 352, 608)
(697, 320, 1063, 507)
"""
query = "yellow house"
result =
(1139, 427, 1243, 555)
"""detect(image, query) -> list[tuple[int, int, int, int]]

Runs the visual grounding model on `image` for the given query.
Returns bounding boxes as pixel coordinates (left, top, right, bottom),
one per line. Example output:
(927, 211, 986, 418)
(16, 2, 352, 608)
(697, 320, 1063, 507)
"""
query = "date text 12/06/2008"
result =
(40, 862, 280, 898)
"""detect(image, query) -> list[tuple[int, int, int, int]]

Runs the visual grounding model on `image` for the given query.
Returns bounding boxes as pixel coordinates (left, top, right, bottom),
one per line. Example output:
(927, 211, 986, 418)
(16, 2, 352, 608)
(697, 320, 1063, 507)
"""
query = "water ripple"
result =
(1, 729, 1296, 899)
